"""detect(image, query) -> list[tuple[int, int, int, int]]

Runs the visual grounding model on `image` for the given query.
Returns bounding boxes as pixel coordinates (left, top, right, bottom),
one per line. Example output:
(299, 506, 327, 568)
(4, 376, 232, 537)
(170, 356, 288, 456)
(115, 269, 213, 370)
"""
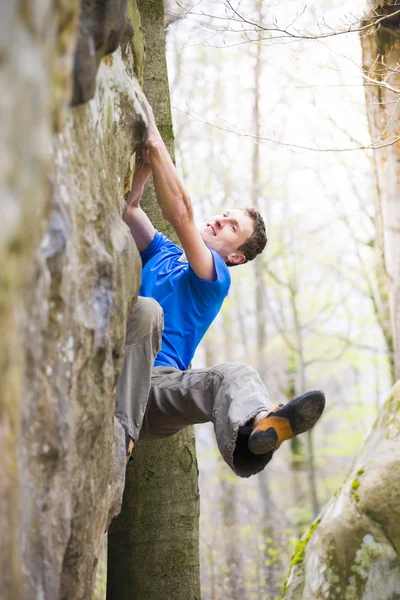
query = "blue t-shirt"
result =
(140, 231, 231, 370)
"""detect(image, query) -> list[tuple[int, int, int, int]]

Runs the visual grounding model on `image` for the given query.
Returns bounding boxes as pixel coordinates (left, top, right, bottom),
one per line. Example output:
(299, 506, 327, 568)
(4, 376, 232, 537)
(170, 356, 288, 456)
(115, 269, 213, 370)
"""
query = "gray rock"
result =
(1, 1, 146, 598)
(72, 0, 130, 106)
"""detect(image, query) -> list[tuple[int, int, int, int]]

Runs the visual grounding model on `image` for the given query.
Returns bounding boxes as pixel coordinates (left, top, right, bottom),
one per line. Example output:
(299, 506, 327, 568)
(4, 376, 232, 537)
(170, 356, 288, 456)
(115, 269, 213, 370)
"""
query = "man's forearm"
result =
(127, 182, 145, 208)
(123, 151, 155, 251)
(147, 132, 193, 227)
(127, 150, 152, 208)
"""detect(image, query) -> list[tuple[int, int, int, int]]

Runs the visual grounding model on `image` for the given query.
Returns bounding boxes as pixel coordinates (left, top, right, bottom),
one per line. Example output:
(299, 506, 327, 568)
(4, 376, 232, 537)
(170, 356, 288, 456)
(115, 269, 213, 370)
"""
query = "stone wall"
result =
(1, 1, 146, 598)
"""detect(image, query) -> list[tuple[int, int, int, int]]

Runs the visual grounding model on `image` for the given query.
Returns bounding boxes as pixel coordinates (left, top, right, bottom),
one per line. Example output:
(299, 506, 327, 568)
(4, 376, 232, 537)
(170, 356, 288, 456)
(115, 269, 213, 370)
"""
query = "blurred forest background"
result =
(163, 0, 393, 598)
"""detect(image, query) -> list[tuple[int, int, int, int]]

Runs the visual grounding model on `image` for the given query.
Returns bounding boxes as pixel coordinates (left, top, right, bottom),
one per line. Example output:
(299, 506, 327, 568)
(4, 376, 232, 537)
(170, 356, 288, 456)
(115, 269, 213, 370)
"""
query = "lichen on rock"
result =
(344, 534, 399, 600)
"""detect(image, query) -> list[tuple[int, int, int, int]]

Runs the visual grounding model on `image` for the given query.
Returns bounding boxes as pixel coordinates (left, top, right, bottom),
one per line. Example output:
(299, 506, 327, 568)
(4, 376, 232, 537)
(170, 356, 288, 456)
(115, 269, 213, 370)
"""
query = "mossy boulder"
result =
(282, 382, 400, 599)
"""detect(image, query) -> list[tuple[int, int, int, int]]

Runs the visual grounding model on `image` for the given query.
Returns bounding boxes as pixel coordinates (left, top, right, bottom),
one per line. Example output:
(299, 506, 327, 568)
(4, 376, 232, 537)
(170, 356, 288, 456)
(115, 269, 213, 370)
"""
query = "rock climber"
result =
(115, 96, 325, 477)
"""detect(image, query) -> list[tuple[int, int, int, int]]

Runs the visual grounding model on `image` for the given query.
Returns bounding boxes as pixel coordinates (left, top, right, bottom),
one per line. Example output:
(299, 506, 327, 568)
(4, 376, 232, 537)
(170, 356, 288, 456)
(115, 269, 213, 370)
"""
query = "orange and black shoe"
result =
(248, 390, 325, 455)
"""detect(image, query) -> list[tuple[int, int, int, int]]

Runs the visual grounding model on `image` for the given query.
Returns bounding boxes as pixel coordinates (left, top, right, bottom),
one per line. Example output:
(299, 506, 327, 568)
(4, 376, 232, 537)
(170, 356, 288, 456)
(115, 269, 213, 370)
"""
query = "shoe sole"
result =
(248, 391, 325, 455)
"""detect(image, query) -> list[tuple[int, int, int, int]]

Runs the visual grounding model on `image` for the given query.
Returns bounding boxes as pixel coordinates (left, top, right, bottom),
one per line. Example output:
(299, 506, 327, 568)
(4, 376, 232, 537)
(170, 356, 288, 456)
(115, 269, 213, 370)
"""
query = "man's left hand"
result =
(132, 149, 152, 187)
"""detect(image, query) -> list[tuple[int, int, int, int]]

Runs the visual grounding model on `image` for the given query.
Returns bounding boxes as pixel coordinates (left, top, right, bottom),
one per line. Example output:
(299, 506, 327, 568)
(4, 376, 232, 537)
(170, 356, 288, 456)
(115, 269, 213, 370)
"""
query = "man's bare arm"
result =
(143, 97, 216, 281)
(123, 152, 155, 252)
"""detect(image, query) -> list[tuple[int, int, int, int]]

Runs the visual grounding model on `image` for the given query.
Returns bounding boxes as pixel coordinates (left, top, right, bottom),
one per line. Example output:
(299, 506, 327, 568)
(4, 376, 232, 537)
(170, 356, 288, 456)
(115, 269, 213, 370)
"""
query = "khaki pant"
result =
(115, 297, 275, 478)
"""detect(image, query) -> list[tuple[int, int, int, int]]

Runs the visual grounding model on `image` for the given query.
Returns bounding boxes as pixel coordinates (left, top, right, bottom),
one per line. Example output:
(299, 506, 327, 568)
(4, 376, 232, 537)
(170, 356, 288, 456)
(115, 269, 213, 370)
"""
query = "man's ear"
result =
(227, 253, 246, 265)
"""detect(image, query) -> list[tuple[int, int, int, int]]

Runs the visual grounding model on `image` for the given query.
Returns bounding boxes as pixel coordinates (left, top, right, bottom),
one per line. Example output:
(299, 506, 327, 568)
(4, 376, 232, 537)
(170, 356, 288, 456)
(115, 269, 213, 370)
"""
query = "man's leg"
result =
(140, 363, 325, 478)
(115, 297, 163, 449)
(140, 363, 277, 478)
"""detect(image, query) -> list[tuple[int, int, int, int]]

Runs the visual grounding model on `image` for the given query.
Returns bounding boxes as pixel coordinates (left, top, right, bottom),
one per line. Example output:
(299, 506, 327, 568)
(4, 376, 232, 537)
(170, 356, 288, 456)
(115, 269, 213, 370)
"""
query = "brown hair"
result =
(227, 207, 267, 267)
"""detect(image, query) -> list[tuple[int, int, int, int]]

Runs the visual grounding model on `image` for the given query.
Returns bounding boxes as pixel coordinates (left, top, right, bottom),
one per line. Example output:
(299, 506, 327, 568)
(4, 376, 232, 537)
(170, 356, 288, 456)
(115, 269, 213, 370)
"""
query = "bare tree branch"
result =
(172, 105, 400, 152)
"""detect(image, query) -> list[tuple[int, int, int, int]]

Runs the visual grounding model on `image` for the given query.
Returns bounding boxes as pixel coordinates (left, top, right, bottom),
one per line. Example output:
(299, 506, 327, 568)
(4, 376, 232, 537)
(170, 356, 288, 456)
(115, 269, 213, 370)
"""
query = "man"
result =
(115, 97, 325, 477)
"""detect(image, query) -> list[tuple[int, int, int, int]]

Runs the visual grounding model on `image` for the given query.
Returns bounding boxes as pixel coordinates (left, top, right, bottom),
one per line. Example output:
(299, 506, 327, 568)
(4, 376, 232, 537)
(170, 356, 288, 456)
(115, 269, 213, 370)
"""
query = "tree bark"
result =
(220, 472, 246, 599)
(361, 1, 400, 380)
(107, 0, 201, 598)
(289, 286, 320, 519)
(286, 354, 308, 531)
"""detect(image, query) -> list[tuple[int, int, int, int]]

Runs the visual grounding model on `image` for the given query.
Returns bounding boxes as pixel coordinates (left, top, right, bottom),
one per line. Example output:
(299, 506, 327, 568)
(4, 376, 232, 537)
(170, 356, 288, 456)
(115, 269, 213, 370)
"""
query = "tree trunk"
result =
(107, 432, 200, 600)
(286, 354, 307, 531)
(220, 473, 246, 600)
(290, 287, 320, 519)
(250, 17, 279, 596)
(107, 1, 201, 598)
(361, 1, 400, 380)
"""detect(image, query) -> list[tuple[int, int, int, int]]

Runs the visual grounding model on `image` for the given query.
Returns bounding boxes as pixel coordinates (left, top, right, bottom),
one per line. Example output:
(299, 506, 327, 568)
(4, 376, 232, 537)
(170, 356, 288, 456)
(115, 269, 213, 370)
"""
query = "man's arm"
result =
(123, 152, 155, 252)
(142, 97, 216, 282)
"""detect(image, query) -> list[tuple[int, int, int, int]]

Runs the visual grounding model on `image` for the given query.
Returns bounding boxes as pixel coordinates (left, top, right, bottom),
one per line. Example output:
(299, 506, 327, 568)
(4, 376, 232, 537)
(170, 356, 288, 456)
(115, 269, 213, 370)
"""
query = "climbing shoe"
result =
(248, 390, 325, 455)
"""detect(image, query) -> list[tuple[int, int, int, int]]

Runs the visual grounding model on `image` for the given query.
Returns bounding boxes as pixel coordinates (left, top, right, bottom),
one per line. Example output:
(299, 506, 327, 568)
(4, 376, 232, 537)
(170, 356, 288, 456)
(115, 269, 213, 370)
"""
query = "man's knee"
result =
(212, 363, 259, 386)
(126, 296, 164, 345)
(137, 296, 163, 330)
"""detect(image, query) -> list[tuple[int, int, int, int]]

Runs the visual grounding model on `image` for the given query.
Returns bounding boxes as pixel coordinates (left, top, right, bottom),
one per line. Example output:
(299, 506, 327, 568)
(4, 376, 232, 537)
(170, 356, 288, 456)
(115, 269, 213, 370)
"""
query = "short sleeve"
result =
(188, 249, 231, 307)
(140, 231, 166, 267)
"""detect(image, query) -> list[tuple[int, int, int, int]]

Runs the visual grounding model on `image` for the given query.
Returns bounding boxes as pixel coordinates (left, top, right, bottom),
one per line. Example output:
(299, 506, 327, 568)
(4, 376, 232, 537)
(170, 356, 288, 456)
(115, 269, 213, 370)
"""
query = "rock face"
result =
(1, 1, 146, 598)
(282, 382, 400, 600)
(72, 0, 130, 105)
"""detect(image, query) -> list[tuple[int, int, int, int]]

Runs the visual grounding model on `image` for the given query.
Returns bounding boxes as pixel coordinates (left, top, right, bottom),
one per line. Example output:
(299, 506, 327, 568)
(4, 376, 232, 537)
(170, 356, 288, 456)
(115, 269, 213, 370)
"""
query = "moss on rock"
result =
(291, 520, 321, 566)
(280, 519, 321, 598)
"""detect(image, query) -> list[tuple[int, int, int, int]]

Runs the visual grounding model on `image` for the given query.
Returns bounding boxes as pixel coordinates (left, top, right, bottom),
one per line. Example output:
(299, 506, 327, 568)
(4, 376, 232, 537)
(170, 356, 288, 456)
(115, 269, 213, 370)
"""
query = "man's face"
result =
(200, 208, 254, 264)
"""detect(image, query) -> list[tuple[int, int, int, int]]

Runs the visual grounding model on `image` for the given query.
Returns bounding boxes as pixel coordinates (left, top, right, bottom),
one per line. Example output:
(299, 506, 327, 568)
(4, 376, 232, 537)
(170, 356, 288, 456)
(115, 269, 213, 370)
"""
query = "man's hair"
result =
(227, 207, 267, 267)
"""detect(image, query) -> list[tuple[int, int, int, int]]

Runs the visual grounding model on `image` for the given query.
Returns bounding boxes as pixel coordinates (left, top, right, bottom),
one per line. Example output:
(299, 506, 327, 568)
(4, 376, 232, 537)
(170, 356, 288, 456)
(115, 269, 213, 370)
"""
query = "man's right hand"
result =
(140, 95, 161, 144)
(138, 94, 217, 281)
